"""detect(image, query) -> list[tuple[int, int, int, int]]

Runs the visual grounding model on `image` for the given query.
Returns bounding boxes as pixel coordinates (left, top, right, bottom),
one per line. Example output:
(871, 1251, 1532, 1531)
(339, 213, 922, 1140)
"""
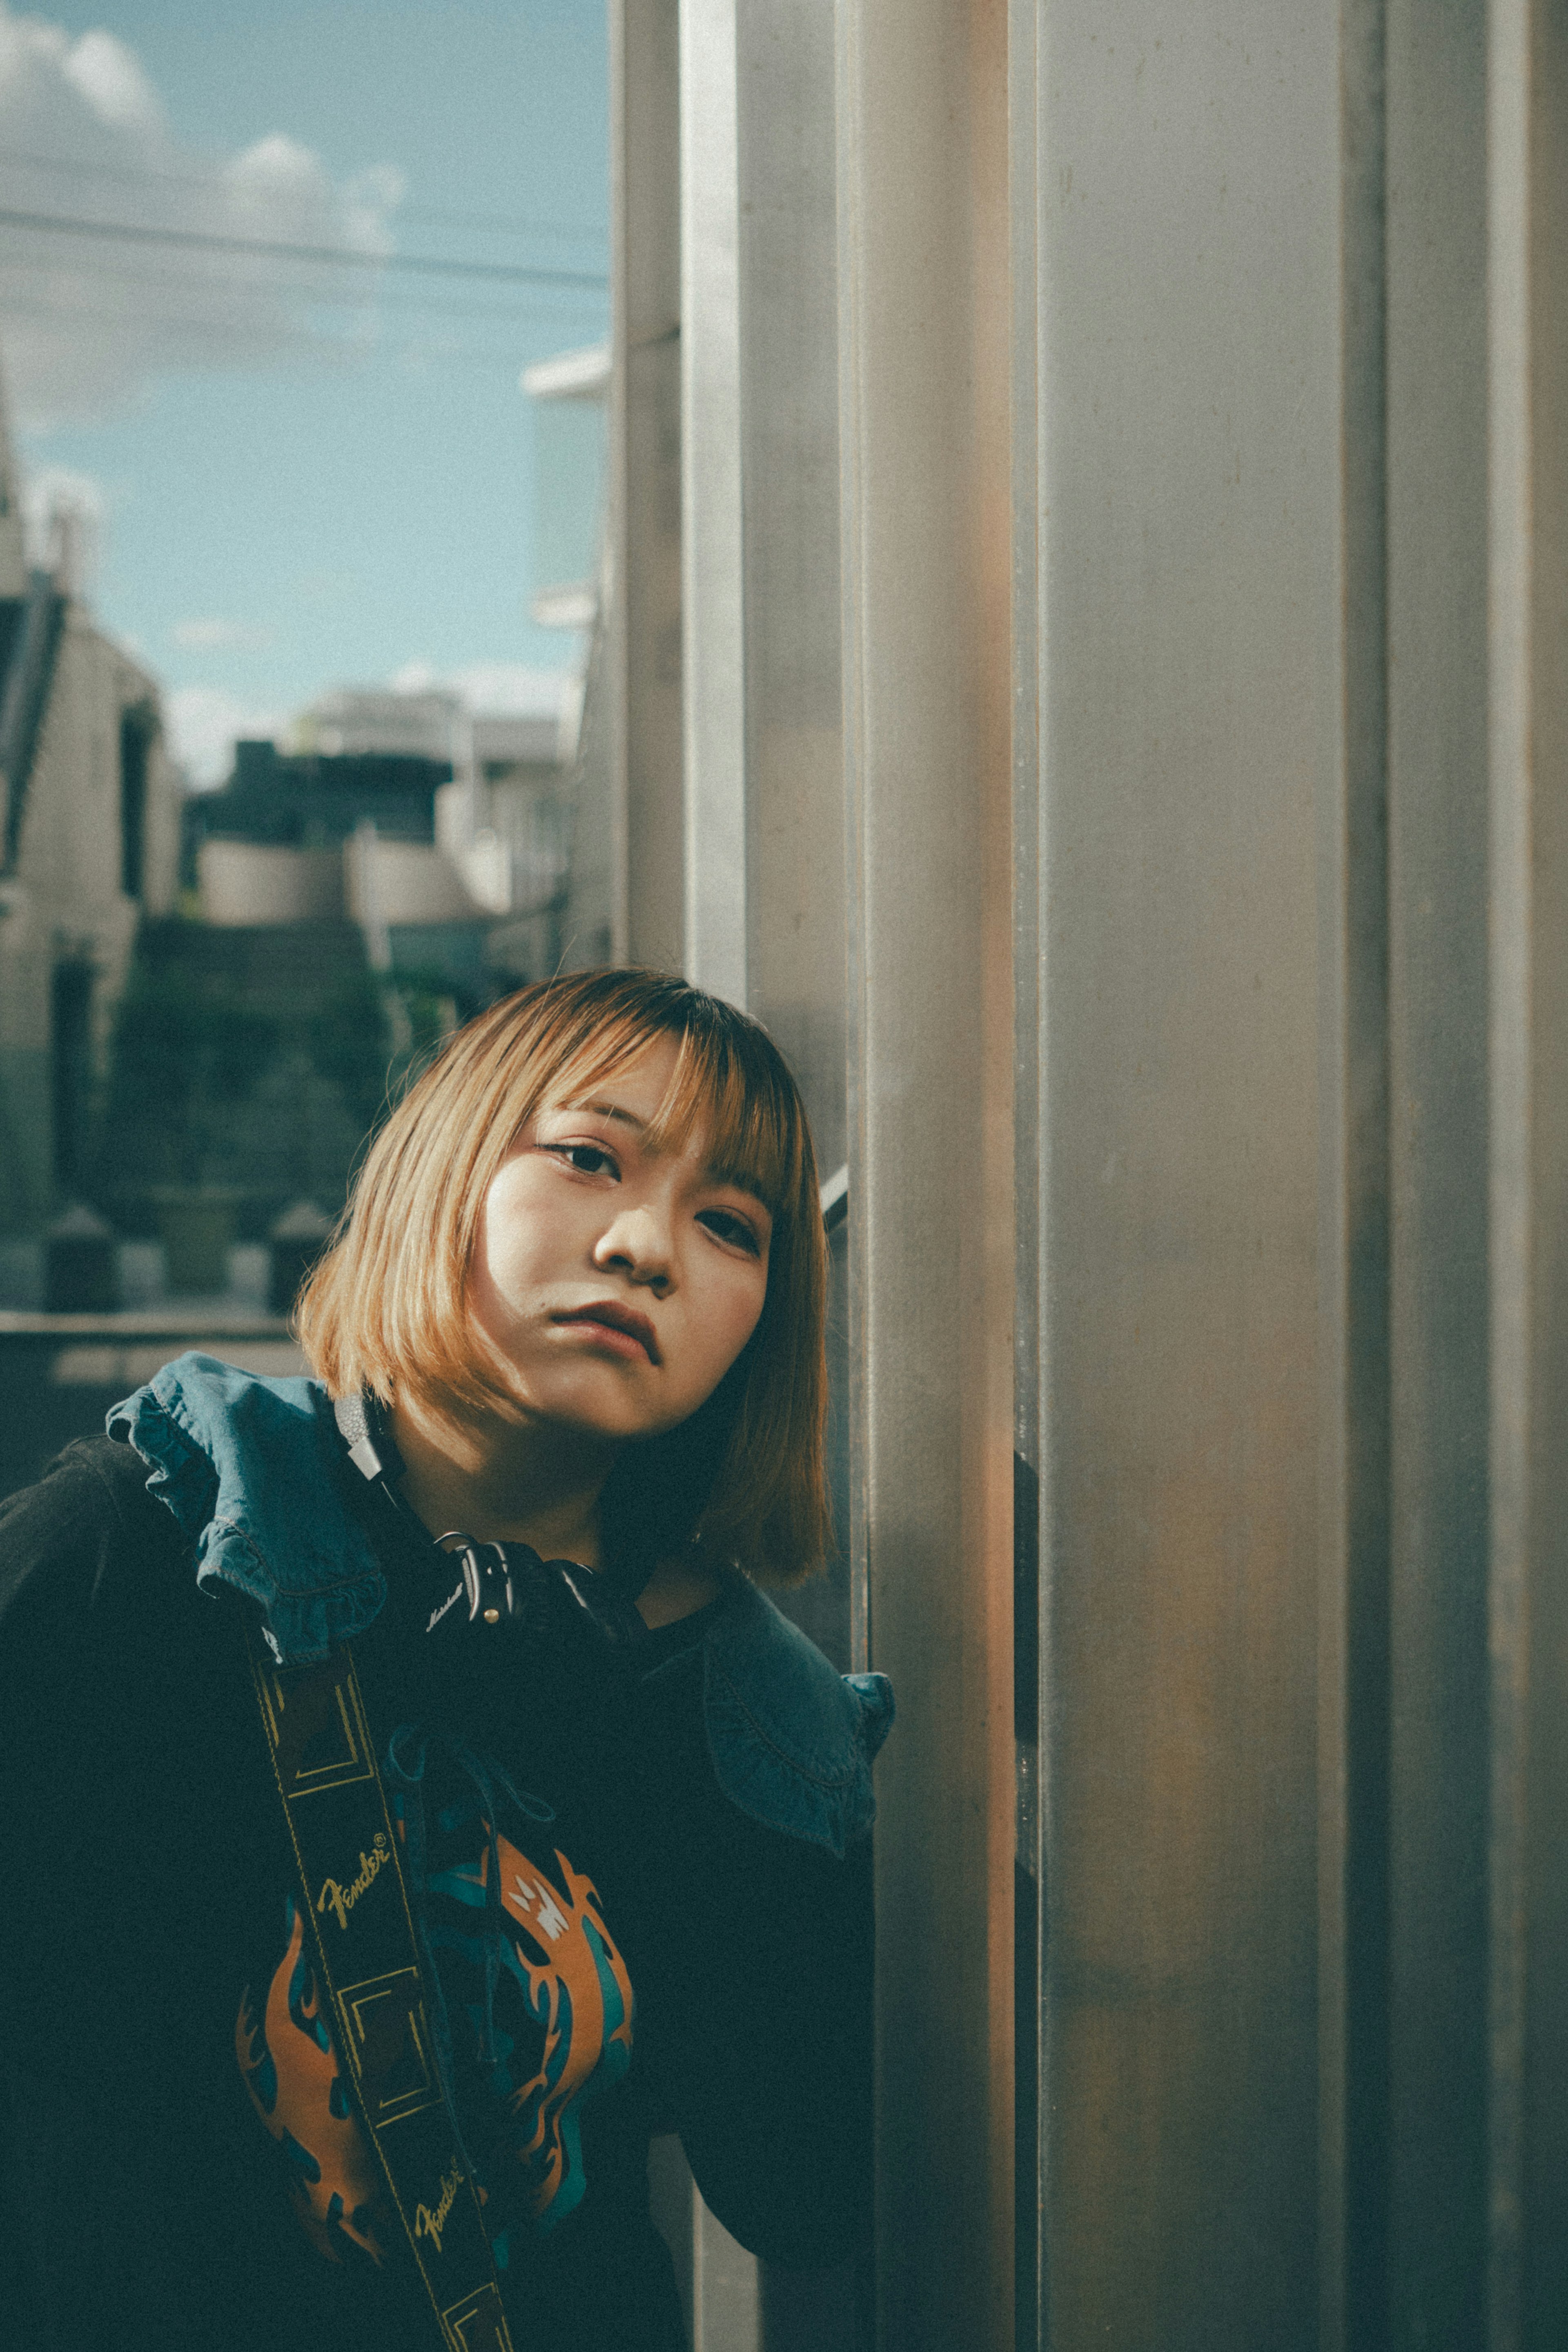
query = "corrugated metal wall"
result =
(609, 2, 1568, 2345)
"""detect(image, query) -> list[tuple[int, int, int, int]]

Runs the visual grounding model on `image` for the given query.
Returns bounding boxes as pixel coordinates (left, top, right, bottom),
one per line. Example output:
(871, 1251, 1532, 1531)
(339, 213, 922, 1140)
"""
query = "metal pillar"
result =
(1486, 9, 1568, 2345)
(677, 4, 854, 2341)
(1383, 5, 1491, 2342)
(1011, 3, 1568, 2344)
(732, 0, 852, 1689)
(737, 0, 849, 1191)
(679, 0, 746, 1003)
(1013, 7, 1338, 2344)
(612, 0, 683, 971)
(619, 0, 1568, 2342)
(836, 2, 1016, 2345)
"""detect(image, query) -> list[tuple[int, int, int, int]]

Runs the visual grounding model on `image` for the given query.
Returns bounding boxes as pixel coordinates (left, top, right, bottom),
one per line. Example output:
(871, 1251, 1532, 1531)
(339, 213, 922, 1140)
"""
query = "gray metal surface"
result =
(1012, 7, 1568, 2345)
(612, 0, 684, 971)
(737, 0, 848, 1187)
(1385, 6, 1491, 2341)
(1319, 13, 1393, 2352)
(1008, 5, 1045, 2341)
(677, 9, 849, 2343)
(678, 0, 848, 1164)
(1486, 10, 1568, 2345)
(1017, 7, 1337, 2343)
(619, 3, 1568, 2343)
(679, 0, 747, 1003)
(691, 2198, 761, 2352)
(836, 1, 1015, 2343)
(733, 0, 851, 1688)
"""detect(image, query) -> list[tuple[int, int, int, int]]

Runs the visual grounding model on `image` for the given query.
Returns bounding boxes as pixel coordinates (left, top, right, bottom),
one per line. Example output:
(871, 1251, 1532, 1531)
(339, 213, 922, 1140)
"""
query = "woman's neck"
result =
(385, 1395, 726, 1628)
(388, 1395, 614, 1566)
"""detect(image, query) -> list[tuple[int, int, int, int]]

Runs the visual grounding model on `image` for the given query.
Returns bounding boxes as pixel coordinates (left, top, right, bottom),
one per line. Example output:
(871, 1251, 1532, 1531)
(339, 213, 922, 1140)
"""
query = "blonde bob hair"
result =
(297, 968, 830, 1586)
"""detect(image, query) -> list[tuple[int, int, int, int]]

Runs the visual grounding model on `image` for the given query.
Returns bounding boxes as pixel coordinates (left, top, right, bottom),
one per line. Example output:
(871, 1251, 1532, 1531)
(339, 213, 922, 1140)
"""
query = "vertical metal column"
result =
(1008, 2, 1045, 2342)
(1016, 7, 1340, 2344)
(1486, 8, 1568, 2343)
(1323, 9, 1394, 2348)
(679, 0, 746, 1003)
(612, 0, 684, 971)
(677, 7, 854, 2343)
(1011, 6, 1568, 2342)
(1384, 10, 1492, 2343)
(836, 1, 1016, 2345)
(675, 6, 762, 2339)
(737, 0, 848, 1185)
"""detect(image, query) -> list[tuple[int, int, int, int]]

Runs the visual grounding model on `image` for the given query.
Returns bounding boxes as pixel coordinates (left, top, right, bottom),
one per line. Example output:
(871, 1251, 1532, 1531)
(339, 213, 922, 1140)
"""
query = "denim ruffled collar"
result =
(109, 1351, 386, 1660)
(109, 1351, 892, 1856)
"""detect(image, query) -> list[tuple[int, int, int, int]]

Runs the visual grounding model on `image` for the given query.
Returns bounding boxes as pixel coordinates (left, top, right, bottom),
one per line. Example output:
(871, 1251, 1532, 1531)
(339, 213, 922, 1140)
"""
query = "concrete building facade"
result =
(0, 385, 178, 1231)
(191, 690, 582, 994)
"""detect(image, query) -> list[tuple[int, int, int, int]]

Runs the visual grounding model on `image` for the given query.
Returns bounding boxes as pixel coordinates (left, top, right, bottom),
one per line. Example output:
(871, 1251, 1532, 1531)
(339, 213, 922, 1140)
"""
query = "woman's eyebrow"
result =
(704, 1161, 771, 1207)
(567, 1097, 646, 1130)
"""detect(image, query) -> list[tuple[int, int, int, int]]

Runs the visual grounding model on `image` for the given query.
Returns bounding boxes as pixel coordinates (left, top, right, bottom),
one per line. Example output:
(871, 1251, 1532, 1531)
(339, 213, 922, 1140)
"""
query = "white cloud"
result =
(171, 617, 275, 653)
(165, 683, 283, 789)
(0, 5, 404, 425)
(388, 658, 579, 718)
(60, 29, 163, 136)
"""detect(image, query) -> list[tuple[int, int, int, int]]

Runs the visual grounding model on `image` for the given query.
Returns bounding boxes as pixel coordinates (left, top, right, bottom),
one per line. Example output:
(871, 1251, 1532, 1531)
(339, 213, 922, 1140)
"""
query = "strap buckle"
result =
(452, 1538, 514, 1629)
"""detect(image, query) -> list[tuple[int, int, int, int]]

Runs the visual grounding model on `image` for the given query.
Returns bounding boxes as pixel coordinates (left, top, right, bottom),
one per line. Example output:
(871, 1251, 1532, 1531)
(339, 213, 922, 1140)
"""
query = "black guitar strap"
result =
(246, 1624, 516, 2352)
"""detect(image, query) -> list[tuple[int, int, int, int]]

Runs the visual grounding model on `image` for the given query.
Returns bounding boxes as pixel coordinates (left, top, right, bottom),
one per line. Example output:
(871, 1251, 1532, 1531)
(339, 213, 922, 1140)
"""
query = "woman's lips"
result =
(551, 1302, 660, 1362)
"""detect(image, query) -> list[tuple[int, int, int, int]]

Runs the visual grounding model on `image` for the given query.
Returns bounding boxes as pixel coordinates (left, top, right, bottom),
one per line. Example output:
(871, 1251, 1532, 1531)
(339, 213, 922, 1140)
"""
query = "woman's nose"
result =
(593, 1204, 674, 1291)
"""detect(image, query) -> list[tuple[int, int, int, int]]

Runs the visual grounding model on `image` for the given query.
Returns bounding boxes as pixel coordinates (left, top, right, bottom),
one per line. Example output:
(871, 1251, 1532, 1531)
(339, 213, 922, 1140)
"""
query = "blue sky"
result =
(0, 0, 608, 777)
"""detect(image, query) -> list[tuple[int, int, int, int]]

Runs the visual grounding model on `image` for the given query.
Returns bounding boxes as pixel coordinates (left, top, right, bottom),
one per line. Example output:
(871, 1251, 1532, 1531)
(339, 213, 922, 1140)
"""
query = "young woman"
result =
(0, 969, 891, 2352)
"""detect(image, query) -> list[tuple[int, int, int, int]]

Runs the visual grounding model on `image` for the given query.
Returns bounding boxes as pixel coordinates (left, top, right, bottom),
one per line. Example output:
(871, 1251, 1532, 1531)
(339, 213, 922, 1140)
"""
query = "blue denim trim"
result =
(108, 1353, 893, 1844)
(702, 1573, 895, 1856)
(107, 1351, 386, 1664)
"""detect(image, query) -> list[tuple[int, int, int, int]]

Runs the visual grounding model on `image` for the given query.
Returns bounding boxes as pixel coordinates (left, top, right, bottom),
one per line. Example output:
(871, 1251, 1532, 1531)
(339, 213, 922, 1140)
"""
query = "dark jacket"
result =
(0, 1357, 891, 2352)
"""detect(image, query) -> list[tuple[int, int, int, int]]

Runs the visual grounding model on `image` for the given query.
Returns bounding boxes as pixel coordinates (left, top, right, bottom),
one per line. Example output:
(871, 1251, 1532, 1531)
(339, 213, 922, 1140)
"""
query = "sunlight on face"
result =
(469, 1035, 773, 1441)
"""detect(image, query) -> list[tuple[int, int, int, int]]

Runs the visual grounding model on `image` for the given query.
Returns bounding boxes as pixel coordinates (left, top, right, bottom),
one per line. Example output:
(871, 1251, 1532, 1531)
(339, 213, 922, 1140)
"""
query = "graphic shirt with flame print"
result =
(234, 1769, 636, 2276)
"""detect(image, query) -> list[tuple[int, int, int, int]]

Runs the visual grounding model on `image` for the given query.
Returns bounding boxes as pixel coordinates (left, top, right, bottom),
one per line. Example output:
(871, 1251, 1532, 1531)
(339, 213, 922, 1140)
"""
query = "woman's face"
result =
(469, 1034, 773, 1442)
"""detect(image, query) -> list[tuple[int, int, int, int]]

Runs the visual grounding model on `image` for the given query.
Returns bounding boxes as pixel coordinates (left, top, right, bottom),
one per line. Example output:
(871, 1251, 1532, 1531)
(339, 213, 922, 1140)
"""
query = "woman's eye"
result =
(698, 1208, 762, 1256)
(552, 1142, 618, 1177)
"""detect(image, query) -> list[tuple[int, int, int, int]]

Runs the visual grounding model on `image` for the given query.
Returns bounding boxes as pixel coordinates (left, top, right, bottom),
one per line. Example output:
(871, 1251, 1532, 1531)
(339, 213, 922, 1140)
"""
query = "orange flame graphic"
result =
(236, 1902, 385, 2266)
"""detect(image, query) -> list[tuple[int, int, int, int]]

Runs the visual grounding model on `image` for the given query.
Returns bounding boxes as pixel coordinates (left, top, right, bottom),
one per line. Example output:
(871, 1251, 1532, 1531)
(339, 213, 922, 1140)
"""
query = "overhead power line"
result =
(0, 286, 541, 373)
(0, 241, 602, 321)
(0, 143, 608, 246)
(0, 204, 608, 288)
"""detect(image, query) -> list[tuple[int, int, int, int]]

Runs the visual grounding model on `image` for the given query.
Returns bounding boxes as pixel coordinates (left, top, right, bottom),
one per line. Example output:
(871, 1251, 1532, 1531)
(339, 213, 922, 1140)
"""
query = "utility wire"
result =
(0, 243, 604, 322)
(0, 203, 608, 287)
(0, 143, 608, 246)
(0, 286, 535, 371)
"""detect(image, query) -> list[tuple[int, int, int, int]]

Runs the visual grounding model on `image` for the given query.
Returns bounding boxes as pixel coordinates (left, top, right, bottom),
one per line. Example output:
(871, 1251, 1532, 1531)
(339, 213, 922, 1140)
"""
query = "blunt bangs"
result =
(296, 968, 831, 1585)
(550, 1010, 804, 1219)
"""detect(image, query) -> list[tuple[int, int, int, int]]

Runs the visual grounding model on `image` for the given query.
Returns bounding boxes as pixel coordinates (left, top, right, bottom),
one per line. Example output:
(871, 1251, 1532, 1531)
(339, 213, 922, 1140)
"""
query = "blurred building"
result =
(94, 908, 390, 1240)
(185, 731, 449, 871)
(0, 380, 178, 1233)
(189, 684, 582, 995)
(292, 686, 462, 762)
(435, 701, 583, 983)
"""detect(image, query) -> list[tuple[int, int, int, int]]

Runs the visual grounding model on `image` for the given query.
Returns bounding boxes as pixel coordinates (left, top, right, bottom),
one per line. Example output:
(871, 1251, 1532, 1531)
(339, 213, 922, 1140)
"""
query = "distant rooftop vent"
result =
(530, 585, 599, 632)
(292, 687, 463, 764)
(521, 342, 610, 403)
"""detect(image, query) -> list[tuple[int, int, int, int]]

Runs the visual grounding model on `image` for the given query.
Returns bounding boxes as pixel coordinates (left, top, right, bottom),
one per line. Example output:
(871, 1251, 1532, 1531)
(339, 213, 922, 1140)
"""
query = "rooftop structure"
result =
(186, 736, 448, 866)
(187, 680, 582, 998)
